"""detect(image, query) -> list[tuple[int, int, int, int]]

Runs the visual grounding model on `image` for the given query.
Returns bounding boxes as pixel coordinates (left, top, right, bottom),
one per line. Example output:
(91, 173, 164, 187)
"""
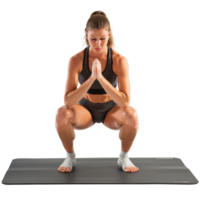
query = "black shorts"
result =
(78, 97, 117, 124)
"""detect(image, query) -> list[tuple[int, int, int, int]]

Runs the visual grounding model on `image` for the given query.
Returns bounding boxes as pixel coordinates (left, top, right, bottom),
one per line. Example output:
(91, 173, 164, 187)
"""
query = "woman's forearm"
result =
(98, 76, 129, 109)
(64, 77, 95, 108)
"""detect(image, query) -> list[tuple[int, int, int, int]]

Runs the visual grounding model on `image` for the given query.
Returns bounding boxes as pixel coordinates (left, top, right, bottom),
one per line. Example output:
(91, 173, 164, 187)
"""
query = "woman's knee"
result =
(123, 107, 139, 127)
(55, 106, 74, 126)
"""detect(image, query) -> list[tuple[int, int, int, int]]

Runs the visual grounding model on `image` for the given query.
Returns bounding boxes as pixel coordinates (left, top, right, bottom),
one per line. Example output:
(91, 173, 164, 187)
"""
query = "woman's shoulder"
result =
(112, 47, 126, 60)
(71, 48, 85, 61)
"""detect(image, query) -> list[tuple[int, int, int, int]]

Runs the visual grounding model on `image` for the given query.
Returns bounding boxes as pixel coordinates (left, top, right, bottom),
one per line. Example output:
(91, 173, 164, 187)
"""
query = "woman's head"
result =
(83, 11, 115, 50)
(85, 28, 110, 53)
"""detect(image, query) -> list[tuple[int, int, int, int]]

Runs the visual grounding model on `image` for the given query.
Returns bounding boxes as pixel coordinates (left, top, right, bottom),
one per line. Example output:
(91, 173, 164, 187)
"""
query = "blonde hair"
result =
(82, 10, 116, 49)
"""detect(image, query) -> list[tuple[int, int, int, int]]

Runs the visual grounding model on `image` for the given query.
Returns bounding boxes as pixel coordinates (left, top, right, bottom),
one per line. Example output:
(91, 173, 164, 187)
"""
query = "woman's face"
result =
(86, 28, 110, 53)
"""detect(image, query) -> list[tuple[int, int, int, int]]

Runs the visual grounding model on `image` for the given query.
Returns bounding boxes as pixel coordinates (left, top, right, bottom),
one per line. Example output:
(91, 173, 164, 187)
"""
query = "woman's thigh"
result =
(57, 103, 95, 130)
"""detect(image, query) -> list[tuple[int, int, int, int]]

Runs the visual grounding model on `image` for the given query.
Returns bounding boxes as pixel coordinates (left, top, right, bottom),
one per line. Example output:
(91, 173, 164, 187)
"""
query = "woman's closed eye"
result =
(92, 38, 105, 41)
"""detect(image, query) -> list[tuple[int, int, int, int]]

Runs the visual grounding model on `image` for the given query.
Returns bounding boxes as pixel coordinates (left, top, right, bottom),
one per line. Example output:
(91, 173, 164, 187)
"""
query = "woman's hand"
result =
(91, 58, 103, 80)
(95, 58, 102, 80)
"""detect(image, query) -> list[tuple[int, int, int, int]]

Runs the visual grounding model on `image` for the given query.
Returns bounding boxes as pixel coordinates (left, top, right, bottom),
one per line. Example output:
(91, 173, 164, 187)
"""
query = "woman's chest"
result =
(79, 48, 120, 103)
(88, 55, 118, 75)
(78, 49, 120, 75)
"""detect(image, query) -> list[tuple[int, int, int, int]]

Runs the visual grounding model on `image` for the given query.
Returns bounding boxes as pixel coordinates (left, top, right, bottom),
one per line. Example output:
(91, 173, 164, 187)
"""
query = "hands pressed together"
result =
(91, 58, 103, 81)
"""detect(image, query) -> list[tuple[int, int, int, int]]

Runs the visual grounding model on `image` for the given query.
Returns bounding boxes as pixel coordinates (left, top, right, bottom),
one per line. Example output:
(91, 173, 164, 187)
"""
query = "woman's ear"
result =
(85, 32, 88, 40)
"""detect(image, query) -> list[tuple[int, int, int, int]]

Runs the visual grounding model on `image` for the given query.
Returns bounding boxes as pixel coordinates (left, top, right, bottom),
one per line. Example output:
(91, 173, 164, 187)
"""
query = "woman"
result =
(55, 11, 139, 173)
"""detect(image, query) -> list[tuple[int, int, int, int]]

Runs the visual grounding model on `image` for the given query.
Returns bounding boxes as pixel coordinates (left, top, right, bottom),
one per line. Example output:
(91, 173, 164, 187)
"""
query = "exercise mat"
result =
(2, 157, 198, 185)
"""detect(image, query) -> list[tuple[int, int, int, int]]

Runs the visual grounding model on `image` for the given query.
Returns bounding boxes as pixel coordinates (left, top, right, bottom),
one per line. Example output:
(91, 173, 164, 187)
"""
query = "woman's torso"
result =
(76, 46, 120, 103)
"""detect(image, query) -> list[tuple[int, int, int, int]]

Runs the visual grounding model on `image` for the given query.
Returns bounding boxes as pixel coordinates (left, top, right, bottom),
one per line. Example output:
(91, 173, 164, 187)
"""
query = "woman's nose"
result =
(96, 40, 101, 46)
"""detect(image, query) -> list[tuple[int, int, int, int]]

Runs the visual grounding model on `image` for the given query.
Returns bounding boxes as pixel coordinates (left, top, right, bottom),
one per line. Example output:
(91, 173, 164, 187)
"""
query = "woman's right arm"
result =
(64, 56, 96, 108)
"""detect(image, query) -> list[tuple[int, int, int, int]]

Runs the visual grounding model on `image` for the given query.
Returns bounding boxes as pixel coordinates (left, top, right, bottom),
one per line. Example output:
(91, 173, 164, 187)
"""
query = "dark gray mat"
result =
(2, 157, 198, 185)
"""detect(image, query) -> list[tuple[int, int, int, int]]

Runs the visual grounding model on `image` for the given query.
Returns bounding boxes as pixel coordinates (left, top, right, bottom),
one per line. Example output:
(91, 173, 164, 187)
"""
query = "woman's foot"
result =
(124, 165, 139, 172)
(117, 157, 139, 173)
(58, 166, 72, 173)
(58, 155, 76, 173)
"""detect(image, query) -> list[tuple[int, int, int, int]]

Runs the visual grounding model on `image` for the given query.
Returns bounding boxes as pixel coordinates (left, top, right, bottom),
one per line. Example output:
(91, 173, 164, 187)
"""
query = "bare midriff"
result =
(77, 48, 118, 104)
